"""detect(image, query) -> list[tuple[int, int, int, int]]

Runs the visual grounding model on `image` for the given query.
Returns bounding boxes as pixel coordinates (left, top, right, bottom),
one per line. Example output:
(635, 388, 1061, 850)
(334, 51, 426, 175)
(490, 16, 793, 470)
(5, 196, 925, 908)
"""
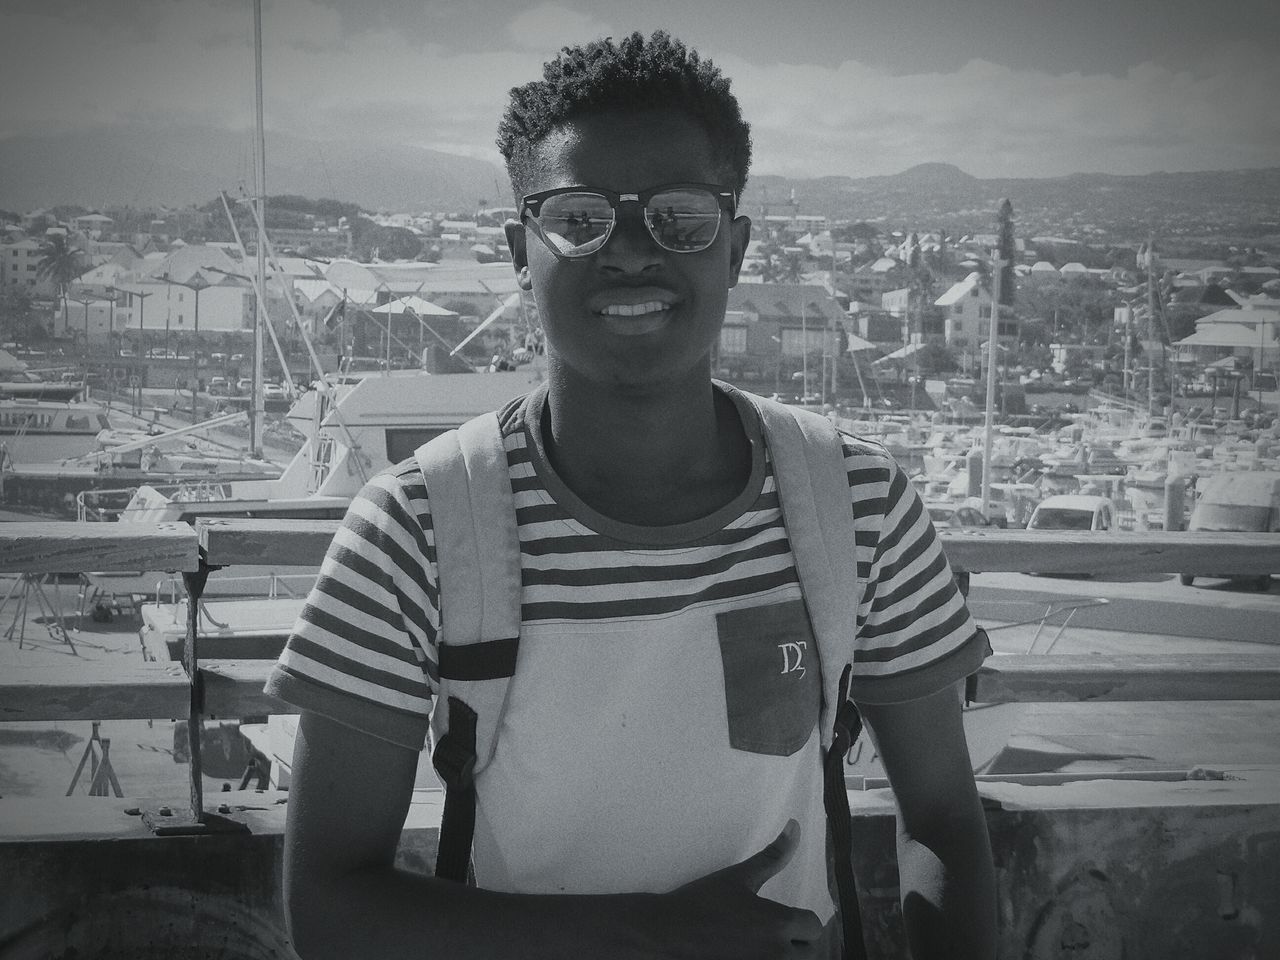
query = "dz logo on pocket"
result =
(778, 641, 807, 679)
(716, 600, 820, 756)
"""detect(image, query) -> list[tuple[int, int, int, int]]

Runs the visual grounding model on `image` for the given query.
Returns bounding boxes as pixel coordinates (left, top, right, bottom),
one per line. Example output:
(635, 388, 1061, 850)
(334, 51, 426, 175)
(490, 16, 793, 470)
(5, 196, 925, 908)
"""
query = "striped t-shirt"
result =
(265, 382, 987, 918)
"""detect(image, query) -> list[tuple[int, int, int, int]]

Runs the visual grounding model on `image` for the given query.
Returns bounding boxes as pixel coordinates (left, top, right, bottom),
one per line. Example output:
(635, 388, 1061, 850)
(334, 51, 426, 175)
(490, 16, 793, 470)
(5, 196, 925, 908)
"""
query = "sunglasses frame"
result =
(519, 182, 737, 259)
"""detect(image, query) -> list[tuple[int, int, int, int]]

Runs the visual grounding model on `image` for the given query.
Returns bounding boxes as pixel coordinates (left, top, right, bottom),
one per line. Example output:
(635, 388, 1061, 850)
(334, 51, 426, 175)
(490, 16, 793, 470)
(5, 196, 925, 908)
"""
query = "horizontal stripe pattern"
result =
(267, 399, 978, 740)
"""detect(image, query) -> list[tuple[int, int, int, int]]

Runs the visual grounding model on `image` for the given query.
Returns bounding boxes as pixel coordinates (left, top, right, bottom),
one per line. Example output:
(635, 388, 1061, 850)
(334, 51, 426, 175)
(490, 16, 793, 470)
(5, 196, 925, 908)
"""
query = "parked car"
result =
(925, 502, 1001, 529)
(1027, 495, 1116, 532)
(1181, 472, 1280, 590)
(1025, 494, 1116, 577)
(262, 382, 286, 401)
(236, 377, 253, 395)
(207, 376, 229, 396)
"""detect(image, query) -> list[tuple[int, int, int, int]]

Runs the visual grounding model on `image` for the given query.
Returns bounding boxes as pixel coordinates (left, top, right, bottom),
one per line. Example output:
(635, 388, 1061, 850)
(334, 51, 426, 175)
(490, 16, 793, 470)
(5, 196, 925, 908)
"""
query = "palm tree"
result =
(906, 234, 934, 348)
(36, 233, 86, 325)
(996, 199, 1016, 307)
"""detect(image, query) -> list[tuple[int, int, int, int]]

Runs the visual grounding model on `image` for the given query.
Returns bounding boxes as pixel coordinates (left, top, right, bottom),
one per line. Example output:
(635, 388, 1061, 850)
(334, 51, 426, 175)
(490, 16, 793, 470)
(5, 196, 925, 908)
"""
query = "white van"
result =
(1026, 494, 1116, 532)
(1181, 472, 1280, 590)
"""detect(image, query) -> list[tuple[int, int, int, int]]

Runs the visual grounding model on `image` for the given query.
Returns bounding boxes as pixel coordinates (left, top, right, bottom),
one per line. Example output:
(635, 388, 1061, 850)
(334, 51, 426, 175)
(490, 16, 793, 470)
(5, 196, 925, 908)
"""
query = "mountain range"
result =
(0, 124, 510, 214)
(2, 127, 1278, 241)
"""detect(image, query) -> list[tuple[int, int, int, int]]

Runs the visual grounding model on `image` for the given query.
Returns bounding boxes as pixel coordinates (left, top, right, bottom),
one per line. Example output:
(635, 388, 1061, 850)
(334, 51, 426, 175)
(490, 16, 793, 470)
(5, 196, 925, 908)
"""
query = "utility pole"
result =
(981, 255, 1003, 522)
(1122, 302, 1132, 396)
(1145, 235, 1158, 416)
(982, 199, 1016, 521)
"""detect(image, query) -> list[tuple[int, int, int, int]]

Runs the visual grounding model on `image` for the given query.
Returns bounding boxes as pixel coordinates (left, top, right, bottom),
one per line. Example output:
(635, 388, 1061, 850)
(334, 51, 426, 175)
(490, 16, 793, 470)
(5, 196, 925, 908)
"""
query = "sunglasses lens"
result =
(536, 192, 615, 256)
(645, 187, 723, 252)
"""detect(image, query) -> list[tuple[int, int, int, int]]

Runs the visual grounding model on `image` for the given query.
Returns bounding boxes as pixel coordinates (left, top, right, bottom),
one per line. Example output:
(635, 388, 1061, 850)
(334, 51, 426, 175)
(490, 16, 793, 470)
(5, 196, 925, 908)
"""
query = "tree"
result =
(914, 342, 959, 376)
(36, 233, 86, 320)
(0, 287, 44, 344)
(996, 199, 1016, 306)
(781, 250, 805, 284)
(906, 234, 935, 346)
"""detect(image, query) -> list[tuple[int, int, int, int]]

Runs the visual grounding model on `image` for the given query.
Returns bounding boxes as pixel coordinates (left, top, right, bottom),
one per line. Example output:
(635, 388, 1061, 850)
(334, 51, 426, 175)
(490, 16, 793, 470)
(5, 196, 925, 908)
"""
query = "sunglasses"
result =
(520, 182, 737, 259)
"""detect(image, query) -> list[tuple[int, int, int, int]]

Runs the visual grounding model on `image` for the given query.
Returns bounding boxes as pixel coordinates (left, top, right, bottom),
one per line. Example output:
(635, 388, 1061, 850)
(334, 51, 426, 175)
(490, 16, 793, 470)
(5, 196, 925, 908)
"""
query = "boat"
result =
(0, 411, 285, 516)
(117, 367, 545, 524)
(0, 398, 110, 436)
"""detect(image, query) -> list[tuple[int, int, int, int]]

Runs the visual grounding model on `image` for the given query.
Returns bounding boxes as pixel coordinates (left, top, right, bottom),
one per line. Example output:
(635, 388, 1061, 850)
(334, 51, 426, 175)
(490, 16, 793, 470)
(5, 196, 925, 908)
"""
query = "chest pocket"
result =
(715, 599, 821, 757)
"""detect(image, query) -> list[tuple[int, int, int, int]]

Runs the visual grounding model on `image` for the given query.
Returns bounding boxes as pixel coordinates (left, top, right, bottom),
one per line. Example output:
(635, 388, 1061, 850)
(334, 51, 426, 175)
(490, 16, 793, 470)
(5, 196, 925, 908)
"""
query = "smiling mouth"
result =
(598, 301, 672, 317)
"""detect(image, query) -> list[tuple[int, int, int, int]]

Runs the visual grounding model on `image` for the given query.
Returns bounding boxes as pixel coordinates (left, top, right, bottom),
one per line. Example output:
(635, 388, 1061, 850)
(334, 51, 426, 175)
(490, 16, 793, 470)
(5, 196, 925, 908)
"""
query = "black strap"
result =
(432, 697, 478, 883)
(437, 637, 519, 681)
(824, 666, 868, 960)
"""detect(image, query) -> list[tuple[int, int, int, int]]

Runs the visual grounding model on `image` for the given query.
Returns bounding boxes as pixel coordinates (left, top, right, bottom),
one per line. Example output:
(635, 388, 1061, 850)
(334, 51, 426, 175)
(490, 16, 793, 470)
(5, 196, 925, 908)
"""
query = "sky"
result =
(4, 0, 1279, 181)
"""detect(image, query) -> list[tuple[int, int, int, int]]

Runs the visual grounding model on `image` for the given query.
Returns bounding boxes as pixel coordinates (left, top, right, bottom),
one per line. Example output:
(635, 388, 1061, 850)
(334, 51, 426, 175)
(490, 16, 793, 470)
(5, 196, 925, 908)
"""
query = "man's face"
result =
(505, 108, 750, 392)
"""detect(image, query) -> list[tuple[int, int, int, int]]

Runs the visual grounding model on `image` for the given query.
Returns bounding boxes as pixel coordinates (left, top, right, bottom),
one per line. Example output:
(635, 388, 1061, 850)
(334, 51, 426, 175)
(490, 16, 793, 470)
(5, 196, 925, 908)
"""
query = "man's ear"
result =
(504, 219, 533, 291)
(727, 215, 751, 289)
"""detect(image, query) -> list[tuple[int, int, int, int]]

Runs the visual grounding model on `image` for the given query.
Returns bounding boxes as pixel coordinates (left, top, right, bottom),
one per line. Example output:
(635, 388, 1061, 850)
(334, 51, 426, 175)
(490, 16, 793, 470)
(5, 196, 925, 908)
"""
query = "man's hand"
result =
(623, 820, 825, 959)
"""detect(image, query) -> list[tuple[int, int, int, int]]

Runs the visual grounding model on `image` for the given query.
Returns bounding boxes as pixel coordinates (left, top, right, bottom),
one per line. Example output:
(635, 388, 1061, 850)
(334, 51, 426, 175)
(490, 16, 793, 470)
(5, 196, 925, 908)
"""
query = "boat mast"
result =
(250, 0, 267, 459)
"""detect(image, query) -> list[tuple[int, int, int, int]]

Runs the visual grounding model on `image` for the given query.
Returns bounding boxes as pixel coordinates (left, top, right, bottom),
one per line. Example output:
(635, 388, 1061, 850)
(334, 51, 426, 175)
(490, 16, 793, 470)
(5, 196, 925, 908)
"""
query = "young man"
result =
(269, 31, 996, 959)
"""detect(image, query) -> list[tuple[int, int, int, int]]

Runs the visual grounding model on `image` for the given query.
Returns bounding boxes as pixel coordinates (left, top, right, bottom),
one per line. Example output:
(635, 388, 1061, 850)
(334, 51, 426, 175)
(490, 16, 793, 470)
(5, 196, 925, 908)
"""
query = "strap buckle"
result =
(432, 698, 479, 789)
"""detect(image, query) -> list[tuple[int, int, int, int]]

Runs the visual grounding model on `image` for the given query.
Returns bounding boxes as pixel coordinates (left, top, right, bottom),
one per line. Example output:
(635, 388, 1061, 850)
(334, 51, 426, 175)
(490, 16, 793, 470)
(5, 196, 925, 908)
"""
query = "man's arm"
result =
(859, 680, 997, 959)
(283, 710, 824, 960)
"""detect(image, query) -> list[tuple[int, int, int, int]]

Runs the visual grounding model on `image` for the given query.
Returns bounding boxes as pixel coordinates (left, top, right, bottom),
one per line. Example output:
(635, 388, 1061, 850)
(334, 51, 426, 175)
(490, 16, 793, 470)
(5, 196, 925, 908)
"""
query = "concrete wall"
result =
(2, 775, 1278, 959)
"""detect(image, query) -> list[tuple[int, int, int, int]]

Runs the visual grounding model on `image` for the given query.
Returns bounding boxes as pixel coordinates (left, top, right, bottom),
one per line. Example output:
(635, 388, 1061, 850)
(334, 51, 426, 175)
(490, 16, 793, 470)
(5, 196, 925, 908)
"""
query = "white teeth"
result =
(600, 301, 670, 317)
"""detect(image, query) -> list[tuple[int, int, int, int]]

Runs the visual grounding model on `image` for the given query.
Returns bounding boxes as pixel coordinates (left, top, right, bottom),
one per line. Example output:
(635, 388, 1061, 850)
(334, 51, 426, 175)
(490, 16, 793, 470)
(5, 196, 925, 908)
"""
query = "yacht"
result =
(0, 398, 110, 436)
(119, 367, 546, 524)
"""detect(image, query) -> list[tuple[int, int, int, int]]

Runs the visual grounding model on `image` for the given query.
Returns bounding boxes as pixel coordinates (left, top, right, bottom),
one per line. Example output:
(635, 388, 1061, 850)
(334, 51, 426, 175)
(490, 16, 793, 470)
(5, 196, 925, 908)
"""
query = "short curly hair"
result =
(497, 30, 752, 201)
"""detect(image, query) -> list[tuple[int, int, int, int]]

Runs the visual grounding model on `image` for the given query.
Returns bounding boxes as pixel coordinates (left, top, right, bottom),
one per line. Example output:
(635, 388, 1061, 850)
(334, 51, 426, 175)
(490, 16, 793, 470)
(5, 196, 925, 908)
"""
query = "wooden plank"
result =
(198, 518, 339, 568)
(851, 770, 1200, 790)
(0, 662, 286, 723)
(5, 521, 1270, 578)
(970, 654, 1280, 703)
(0, 661, 190, 721)
(939, 529, 1280, 575)
(0, 522, 199, 575)
(200, 524, 1280, 575)
(200, 660, 288, 719)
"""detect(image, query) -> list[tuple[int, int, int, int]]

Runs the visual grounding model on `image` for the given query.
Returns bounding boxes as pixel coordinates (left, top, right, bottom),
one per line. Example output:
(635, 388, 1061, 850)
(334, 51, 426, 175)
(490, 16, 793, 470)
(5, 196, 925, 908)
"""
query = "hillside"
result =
(743, 166, 1280, 242)
(0, 124, 508, 213)
(2, 125, 1278, 243)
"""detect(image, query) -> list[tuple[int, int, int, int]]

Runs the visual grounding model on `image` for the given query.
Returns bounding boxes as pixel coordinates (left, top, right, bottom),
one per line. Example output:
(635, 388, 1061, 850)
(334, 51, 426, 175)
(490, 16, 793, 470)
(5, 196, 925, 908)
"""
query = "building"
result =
(716, 283, 848, 388)
(267, 226, 353, 258)
(934, 272, 1019, 362)
(847, 256, 907, 304)
(0, 238, 56, 297)
(1173, 302, 1280, 376)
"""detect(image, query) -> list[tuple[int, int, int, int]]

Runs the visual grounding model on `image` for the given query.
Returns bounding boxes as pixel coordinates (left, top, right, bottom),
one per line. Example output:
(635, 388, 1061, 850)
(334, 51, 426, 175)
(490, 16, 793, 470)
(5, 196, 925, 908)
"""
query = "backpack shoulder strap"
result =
(744, 393, 860, 747)
(414, 410, 522, 882)
(740, 390, 870, 960)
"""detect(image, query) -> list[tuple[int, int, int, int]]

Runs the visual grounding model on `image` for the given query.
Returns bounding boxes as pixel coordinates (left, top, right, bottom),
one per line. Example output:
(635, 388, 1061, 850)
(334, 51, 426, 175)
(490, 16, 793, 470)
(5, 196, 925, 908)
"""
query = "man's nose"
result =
(596, 202, 662, 272)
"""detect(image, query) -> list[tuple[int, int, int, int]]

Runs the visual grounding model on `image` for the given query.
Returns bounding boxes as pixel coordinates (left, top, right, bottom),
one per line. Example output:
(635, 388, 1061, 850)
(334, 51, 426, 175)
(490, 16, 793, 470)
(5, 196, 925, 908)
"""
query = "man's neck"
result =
(541, 363, 751, 526)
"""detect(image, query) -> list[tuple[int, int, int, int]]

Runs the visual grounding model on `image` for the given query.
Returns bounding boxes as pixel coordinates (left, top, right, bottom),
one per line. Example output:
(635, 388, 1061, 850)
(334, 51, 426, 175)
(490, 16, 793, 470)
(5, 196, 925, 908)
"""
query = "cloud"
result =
(720, 48, 1280, 178)
(505, 3, 615, 52)
(2, 0, 1277, 183)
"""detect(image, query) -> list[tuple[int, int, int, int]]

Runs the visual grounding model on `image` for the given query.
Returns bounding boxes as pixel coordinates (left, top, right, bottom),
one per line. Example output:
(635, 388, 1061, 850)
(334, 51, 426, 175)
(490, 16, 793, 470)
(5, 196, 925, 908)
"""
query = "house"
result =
(716, 283, 848, 385)
(71, 212, 114, 238)
(1173, 303, 1280, 375)
(847, 256, 907, 304)
(934, 272, 1019, 361)
(1027, 261, 1059, 284)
